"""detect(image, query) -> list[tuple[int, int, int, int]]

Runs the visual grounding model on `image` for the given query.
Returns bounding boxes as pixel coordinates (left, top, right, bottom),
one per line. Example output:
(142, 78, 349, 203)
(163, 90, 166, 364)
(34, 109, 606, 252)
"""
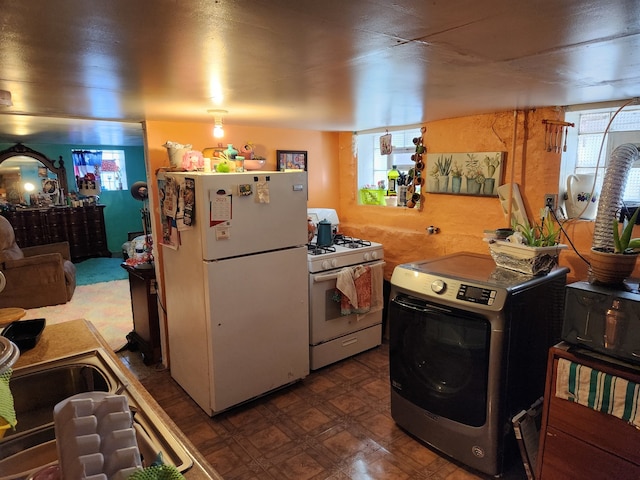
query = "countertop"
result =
(13, 318, 223, 480)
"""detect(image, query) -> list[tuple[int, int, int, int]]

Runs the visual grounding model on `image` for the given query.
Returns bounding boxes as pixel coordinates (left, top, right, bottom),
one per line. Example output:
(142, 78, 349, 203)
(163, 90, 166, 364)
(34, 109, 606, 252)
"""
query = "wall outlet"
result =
(544, 193, 558, 211)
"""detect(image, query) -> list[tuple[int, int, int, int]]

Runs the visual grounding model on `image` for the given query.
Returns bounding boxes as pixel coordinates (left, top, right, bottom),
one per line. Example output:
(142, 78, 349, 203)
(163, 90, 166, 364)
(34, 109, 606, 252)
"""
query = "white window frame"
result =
(356, 126, 422, 193)
(561, 106, 640, 207)
(71, 149, 128, 192)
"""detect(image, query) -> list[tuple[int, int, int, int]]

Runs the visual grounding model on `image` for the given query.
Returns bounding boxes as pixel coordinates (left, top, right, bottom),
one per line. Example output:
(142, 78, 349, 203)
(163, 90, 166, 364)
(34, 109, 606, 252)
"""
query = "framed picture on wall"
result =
(277, 150, 307, 171)
(425, 152, 504, 196)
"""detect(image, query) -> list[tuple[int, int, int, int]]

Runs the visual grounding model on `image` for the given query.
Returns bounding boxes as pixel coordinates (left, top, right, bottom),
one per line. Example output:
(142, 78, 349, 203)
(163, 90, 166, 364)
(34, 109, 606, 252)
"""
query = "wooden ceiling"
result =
(1, 0, 639, 145)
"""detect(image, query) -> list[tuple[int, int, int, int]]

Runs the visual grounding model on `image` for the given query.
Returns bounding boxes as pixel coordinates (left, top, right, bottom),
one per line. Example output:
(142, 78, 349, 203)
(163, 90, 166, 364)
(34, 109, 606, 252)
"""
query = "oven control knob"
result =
(431, 280, 446, 294)
(364, 251, 378, 261)
(321, 259, 337, 270)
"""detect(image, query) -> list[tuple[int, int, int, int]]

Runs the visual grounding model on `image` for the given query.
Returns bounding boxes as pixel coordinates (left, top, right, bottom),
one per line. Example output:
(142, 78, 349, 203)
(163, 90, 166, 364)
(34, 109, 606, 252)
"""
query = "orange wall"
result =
(143, 120, 341, 274)
(337, 108, 622, 284)
(144, 120, 340, 207)
(142, 111, 640, 366)
(144, 110, 637, 295)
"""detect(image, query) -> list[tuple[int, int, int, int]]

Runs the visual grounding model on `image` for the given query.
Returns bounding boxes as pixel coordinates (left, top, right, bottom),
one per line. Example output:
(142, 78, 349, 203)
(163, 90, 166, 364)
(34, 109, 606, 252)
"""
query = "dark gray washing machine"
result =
(388, 252, 568, 476)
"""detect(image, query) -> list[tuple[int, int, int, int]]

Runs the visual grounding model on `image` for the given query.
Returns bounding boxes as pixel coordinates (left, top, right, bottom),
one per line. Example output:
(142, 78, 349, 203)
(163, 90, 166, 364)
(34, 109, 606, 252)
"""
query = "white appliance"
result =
(307, 208, 385, 370)
(162, 171, 310, 415)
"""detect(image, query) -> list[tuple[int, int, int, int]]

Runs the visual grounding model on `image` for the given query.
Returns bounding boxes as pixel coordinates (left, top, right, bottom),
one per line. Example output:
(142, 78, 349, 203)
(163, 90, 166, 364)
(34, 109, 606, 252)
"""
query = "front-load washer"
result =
(388, 252, 568, 476)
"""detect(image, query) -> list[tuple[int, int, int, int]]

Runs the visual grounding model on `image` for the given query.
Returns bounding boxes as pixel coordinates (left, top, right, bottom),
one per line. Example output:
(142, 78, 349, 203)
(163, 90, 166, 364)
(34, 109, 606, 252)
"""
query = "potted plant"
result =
(590, 208, 640, 284)
(488, 209, 567, 275)
(464, 154, 483, 195)
(482, 154, 501, 195)
(451, 162, 463, 193)
(436, 154, 452, 192)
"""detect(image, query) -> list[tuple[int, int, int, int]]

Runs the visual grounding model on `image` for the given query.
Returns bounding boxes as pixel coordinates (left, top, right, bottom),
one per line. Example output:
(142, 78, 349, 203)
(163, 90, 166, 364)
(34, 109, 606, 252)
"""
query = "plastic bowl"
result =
(2, 318, 46, 352)
(244, 159, 266, 170)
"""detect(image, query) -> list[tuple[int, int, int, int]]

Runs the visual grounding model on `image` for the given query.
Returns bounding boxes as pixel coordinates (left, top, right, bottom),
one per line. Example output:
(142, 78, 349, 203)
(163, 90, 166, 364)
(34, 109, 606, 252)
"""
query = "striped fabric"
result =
(555, 358, 640, 429)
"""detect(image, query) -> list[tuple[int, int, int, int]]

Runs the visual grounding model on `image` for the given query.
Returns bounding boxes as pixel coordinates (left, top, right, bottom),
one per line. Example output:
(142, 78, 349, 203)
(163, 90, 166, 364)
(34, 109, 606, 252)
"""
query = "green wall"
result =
(0, 142, 146, 257)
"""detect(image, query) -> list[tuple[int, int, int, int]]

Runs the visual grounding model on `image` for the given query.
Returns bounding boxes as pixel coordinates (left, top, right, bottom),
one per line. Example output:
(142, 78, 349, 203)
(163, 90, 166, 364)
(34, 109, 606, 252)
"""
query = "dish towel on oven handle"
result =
(336, 262, 384, 319)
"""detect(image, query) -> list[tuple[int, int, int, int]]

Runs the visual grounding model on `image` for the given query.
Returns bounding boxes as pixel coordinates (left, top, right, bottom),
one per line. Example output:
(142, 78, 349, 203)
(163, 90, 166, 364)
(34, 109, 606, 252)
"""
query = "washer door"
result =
(389, 294, 491, 427)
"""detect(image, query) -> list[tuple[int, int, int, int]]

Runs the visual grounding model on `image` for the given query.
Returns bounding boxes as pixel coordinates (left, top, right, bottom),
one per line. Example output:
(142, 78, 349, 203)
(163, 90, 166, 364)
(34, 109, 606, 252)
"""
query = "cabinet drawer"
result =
(548, 358, 640, 465)
(540, 426, 640, 480)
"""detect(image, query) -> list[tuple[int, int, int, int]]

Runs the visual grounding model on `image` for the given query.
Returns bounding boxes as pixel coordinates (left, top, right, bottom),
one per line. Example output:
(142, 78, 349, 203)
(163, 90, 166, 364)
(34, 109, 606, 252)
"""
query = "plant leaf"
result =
(620, 207, 640, 252)
(613, 218, 622, 253)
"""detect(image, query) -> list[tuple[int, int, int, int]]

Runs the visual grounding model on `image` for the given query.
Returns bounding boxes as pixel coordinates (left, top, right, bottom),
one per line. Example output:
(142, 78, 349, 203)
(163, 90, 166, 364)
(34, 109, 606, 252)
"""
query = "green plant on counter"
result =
(614, 207, 640, 253)
(512, 209, 561, 247)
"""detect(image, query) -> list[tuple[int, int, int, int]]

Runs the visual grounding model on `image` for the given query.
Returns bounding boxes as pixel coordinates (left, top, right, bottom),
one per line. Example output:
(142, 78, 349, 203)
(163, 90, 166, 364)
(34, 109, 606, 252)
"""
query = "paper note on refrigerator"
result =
(210, 189, 232, 226)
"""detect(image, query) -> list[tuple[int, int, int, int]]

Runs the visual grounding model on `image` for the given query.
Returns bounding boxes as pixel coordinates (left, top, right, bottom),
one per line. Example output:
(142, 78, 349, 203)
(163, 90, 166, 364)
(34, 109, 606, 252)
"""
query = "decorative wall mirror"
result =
(0, 143, 68, 205)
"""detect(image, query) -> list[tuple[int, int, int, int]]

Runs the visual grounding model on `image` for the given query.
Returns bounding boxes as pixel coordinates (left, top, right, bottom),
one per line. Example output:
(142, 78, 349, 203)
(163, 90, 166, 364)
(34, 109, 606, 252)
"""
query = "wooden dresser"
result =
(536, 343, 640, 479)
(1, 205, 110, 261)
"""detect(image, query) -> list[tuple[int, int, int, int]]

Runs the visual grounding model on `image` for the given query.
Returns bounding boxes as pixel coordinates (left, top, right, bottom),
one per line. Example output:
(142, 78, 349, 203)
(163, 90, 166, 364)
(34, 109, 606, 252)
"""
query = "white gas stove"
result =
(307, 235, 384, 273)
(306, 208, 385, 370)
(306, 208, 384, 273)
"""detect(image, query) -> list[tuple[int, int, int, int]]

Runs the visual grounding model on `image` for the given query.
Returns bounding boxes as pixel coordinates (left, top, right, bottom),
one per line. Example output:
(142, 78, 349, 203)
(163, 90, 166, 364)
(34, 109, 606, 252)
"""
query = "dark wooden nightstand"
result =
(121, 263, 161, 365)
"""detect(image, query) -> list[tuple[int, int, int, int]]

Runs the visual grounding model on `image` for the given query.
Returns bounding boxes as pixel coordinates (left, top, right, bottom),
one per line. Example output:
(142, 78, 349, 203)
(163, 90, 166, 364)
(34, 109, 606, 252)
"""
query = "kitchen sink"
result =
(0, 349, 193, 480)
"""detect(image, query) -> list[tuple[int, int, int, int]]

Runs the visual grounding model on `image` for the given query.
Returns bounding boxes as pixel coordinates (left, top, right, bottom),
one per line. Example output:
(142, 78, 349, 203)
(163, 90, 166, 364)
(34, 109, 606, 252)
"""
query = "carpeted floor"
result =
(74, 257, 128, 286)
(22, 279, 133, 351)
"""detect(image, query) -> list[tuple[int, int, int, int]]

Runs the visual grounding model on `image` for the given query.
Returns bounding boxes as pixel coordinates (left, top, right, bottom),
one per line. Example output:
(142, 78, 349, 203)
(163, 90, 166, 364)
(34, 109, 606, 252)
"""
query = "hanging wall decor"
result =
(425, 152, 504, 196)
(407, 127, 427, 210)
(380, 131, 392, 155)
(542, 119, 574, 153)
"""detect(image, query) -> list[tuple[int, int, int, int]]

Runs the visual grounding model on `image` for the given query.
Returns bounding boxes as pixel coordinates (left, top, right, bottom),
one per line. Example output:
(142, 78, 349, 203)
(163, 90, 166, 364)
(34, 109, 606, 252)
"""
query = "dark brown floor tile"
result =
(271, 451, 327, 480)
(327, 391, 368, 414)
(120, 344, 524, 480)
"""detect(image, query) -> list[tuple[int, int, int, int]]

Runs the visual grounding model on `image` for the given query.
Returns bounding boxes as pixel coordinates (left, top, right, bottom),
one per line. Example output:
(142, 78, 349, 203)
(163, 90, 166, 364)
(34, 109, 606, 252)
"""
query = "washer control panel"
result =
(456, 284, 497, 305)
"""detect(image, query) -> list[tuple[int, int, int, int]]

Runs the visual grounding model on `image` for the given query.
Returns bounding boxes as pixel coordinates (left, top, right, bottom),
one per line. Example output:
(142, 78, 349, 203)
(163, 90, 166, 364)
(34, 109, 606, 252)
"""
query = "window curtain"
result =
(72, 150, 103, 178)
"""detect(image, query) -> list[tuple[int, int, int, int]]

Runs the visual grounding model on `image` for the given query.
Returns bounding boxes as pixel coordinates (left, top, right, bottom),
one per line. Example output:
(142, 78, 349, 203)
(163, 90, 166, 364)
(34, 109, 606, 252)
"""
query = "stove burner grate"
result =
(334, 235, 372, 249)
(307, 243, 337, 256)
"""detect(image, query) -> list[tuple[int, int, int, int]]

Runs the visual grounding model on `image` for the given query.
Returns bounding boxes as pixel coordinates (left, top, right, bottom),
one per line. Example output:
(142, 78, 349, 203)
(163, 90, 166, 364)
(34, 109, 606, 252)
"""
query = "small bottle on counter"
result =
(387, 165, 399, 195)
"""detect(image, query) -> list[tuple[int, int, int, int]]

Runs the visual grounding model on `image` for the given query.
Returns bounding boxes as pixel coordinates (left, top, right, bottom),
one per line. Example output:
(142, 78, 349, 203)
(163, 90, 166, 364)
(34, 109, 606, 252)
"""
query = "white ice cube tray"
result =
(53, 392, 143, 480)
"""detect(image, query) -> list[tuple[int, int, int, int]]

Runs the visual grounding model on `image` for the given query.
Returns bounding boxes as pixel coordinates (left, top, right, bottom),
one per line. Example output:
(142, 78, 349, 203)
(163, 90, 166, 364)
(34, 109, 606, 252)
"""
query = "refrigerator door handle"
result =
(312, 260, 386, 283)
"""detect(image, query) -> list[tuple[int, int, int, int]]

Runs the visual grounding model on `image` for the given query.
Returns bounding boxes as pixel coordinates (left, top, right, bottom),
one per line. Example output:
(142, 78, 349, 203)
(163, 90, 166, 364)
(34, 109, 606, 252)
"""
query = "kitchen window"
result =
(356, 126, 422, 192)
(562, 106, 640, 205)
(71, 149, 128, 191)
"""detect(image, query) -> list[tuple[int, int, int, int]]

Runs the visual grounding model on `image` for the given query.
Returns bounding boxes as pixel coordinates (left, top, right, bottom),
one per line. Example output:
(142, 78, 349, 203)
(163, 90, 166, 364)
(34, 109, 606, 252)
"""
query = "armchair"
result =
(0, 215, 76, 309)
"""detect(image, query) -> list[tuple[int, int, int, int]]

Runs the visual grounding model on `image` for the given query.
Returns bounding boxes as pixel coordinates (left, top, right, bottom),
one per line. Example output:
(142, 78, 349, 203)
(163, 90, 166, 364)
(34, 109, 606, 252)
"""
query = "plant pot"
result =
(451, 176, 462, 193)
(483, 177, 495, 195)
(438, 175, 449, 192)
(466, 177, 482, 195)
(488, 241, 567, 275)
(590, 248, 639, 285)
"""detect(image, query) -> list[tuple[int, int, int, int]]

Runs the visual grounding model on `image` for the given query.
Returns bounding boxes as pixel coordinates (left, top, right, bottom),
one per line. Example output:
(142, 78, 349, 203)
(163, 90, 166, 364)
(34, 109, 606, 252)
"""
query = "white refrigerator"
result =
(161, 171, 309, 415)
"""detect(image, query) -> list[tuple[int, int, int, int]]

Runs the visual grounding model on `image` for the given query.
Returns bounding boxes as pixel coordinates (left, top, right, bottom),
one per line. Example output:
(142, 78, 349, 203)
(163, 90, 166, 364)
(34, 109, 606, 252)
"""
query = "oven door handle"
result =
(312, 260, 386, 283)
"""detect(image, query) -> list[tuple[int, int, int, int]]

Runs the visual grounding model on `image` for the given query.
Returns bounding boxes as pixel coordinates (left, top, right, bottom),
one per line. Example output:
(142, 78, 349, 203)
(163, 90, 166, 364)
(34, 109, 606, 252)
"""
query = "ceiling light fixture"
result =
(0, 90, 13, 107)
(208, 109, 228, 138)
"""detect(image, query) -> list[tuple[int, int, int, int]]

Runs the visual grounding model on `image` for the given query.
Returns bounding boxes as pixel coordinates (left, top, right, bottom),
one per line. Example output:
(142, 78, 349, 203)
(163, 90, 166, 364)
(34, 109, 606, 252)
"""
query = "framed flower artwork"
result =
(425, 152, 504, 196)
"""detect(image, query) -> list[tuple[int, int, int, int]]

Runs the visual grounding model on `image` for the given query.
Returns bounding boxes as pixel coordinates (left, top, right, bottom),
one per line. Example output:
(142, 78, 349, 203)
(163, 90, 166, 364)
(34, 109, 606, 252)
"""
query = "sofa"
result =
(0, 215, 76, 309)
